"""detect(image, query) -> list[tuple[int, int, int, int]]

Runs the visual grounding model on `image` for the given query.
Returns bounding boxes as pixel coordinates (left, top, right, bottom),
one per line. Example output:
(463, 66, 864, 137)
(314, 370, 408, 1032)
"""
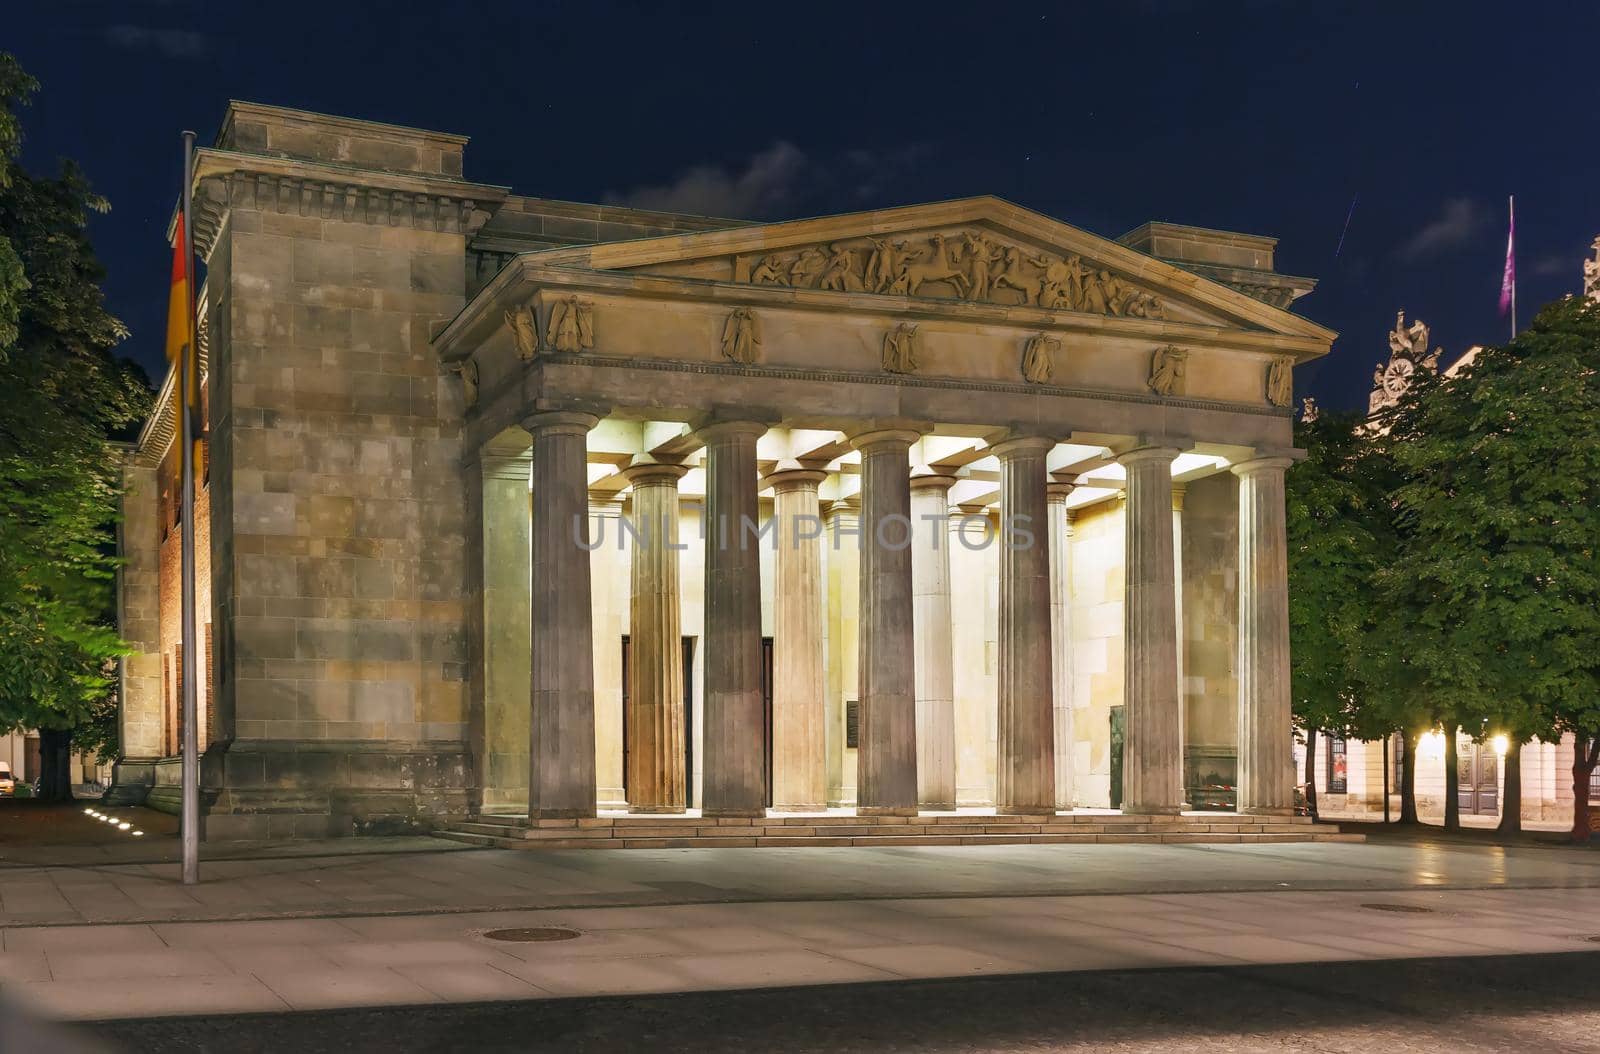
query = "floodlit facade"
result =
(113, 102, 1341, 841)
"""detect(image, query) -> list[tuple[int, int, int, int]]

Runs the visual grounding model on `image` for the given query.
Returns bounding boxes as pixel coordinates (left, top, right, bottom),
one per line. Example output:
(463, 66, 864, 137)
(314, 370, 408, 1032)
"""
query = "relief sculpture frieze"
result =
(744, 229, 1166, 320)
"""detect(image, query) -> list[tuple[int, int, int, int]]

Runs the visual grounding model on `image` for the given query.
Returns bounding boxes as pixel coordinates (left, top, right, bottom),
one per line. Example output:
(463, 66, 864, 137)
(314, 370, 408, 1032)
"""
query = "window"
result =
(1326, 736, 1348, 794)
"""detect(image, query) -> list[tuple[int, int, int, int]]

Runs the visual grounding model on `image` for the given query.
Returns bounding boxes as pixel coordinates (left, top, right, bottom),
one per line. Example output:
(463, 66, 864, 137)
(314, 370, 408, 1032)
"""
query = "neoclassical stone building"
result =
(115, 102, 1336, 840)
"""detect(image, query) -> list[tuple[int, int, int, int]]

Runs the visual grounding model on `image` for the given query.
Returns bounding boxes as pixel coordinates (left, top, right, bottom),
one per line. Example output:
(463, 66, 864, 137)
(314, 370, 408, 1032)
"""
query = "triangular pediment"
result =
(520, 197, 1332, 339)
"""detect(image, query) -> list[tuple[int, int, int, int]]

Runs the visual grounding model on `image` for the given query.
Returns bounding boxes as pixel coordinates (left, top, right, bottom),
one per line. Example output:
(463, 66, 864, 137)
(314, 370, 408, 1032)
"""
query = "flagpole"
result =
(1509, 195, 1517, 338)
(179, 130, 200, 886)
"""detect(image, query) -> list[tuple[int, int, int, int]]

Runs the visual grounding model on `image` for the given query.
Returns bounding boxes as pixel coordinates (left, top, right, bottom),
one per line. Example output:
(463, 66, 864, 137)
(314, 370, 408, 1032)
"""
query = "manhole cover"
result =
(1361, 903, 1434, 914)
(481, 927, 582, 943)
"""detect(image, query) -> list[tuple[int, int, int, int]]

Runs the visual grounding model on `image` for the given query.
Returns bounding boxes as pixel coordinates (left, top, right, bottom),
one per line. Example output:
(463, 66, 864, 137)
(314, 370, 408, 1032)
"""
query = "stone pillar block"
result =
(1234, 456, 1296, 815)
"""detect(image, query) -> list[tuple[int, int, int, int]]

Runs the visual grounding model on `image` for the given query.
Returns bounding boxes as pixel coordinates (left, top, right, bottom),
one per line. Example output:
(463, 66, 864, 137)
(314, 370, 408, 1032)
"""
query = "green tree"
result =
(1287, 408, 1397, 819)
(0, 53, 151, 799)
(1382, 296, 1600, 841)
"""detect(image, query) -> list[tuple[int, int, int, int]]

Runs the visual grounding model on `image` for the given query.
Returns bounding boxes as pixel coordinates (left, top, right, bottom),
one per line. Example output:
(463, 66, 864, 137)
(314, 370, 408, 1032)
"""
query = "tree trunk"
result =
(1443, 726, 1460, 831)
(1400, 727, 1421, 824)
(1498, 738, 1522, 835)
(36, 729, 74, 802)
(1571, 737, 1599, 844)
(1303, 728, 1319, 821)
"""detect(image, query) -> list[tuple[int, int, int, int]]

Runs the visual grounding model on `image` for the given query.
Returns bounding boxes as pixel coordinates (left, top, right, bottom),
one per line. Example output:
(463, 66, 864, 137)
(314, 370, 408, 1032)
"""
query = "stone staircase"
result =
(433, 811, 1363, 850)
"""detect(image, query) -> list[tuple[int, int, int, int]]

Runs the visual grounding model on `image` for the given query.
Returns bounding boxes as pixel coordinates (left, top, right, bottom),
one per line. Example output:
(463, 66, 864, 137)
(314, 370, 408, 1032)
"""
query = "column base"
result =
(1239, 805, 1296, 817)
(530, 807, 597, 820)
(770, 804, 826, 813)
(997, 804, 1054, 816)
(918, 801, 956, 812)
(1123, 803, 1183, 816)
(857, 805, 918, 817)
(627, 805, 687, 815)
(703, 807, 767, 819)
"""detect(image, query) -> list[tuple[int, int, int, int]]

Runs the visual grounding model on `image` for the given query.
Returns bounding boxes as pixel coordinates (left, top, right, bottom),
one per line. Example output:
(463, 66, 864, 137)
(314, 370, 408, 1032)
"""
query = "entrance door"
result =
(1457, 740, 1499, 815)
(762, 636, 774, 808)
(1109, 706, 1125, 809)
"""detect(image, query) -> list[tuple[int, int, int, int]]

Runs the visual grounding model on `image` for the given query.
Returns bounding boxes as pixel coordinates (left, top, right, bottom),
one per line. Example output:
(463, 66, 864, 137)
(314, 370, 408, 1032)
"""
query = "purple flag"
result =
(1499, 196, 1515, 316)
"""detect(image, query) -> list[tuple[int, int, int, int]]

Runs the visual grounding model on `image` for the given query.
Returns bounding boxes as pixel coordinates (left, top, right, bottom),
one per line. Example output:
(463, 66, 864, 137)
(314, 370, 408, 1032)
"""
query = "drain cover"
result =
(1361, 903, 1434, 914)
(481, 927, 582, 943)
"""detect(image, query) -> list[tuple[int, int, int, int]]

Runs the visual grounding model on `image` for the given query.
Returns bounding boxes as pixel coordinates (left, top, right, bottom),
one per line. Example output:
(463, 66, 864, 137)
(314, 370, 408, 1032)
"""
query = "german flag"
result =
(165, 210, 202, 463)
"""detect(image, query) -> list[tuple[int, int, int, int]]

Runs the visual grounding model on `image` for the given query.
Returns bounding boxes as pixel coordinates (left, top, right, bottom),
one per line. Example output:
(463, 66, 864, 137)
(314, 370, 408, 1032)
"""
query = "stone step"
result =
(432, 820, 1362, 852)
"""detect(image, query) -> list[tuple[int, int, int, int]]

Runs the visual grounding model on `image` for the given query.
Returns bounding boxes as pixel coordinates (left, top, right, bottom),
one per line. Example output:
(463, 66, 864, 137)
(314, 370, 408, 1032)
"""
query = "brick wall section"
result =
(155, 442, 214, 754)
(116, 461, 163, 759)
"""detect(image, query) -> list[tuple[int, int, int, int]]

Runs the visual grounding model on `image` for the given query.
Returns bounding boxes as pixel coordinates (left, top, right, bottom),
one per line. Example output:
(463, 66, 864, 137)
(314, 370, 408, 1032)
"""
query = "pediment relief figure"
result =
(742, 228, 1166, 321)
(450, 356, 480, 408)
(1266, 355, 1295, 408)
(545, 296, 595, 354)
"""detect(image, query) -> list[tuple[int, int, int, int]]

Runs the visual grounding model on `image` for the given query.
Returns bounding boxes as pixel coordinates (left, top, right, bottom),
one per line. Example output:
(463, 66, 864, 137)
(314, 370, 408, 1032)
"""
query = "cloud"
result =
(1397, 197, 1487, 261)
(1532, 254, 1573, 277)
(606, 141, 933, 221)
(104, 25, 208, 58)
(607, 142, 808, 220)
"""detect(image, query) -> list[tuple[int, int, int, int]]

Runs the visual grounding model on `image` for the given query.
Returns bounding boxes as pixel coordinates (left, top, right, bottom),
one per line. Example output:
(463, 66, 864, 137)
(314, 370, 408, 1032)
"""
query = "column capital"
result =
(990, 434, 1056, 460)
(523, 409, 600, 437)
(1171, 482, 1187, 512)
(1117, 445, 1181, 468)
(692, 418, 770, 446)
(823, 495, 860, 516)
(1230, 454, 1297, 477)
(764, 467, 829, 492)
(1046, 481, 1075, 504)
(621, 460, 690, 487)
(847, 427, 924, 454)
(908, 472, 958, 493)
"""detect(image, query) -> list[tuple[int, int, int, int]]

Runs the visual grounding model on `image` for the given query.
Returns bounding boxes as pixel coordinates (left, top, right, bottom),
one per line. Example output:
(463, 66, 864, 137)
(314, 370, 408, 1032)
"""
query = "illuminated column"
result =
(994, 436, 1056, 814)
(910, 473, 957, 810)
(525, 410, 600, 818)
(622, 462, 689, 813)
(769, 468, 828, 811)
(699, 421, 768, 817)
(1234, 456, 1296, 814)
(851, 428, 920, 815)
(1047, 482, 1075, 810)
(1120, 445, 1183, 815)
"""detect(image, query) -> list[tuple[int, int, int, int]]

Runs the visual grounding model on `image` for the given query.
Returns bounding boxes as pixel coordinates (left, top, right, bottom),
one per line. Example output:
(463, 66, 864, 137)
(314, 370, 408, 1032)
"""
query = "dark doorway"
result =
(762, 636, 774, 808)
(1109, 705, 1125, 809)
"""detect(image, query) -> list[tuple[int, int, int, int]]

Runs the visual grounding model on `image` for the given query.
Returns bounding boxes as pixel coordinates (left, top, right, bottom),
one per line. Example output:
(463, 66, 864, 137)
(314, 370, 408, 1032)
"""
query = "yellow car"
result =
(0, 763, 14, 796)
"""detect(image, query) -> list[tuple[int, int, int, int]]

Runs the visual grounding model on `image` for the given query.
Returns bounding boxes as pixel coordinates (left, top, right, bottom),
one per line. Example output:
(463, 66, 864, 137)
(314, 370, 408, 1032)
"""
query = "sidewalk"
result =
(6, 885, 1600, 1021)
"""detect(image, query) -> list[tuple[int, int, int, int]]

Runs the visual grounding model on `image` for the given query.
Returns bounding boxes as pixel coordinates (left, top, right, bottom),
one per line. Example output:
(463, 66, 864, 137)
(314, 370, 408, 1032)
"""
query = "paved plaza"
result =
(1, 831, 1598, 1023)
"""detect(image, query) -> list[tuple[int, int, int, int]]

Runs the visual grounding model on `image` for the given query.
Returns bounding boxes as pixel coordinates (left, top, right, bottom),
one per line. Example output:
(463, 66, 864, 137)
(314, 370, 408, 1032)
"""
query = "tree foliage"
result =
(0, 53, 151, 772)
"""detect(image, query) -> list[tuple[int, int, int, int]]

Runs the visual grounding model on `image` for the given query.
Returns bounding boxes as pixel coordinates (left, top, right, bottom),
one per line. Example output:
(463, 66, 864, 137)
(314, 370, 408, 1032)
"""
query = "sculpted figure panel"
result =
(738, 229, 1167, 321)
(720, 307, 762, 364)
(1266, 355, 1295, 408)
(1147, 344, 1187, 397)
(1021, 332, 1060, 384)
(452, 357, 480, 408)
(882, 323, 920, 374)
(546, 296, 595, 354)
(504, 303, 537, 360)
(1586, 236, 1600, 304)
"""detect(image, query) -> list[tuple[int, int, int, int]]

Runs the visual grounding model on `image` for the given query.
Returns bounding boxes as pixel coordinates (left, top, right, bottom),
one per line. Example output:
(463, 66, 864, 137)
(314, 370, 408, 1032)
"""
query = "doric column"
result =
(1047, 482, 1075, 811)
(994, 436, 1056, 814)
(1120, 445, 1184, 815)
(949, 504, 995, 806)
(851, 428, 921, 815)
(910, 473, 957, 810)
(525, 410, 601, 819)
(822, 495, 860, 806)
(480, 455, 532, 810)
(622, 462, 689, 813)
(1172, 483, 1187, 804)
(768, 468, 829, 811)
(590, 493, 628, 809)
(1233, 456, 1296, 814)
(698, 420, 769, 817)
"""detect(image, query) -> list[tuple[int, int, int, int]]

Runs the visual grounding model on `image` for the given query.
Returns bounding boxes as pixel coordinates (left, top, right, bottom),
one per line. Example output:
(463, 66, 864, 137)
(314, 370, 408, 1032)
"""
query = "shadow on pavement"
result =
(83, 950, 1600, 1054)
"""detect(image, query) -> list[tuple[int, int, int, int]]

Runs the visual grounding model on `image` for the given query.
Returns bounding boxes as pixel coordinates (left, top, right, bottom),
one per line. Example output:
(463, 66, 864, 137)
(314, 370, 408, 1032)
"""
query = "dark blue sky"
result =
(10, 1, 1596, 409)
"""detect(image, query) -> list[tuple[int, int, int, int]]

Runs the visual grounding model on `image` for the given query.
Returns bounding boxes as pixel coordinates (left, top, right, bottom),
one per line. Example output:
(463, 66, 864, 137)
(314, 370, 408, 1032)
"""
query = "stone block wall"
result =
(112, 461, 163, 798)
(1180, 472, 1239, 789)
(192, 104, 488, 837)
(1069, 498, 1124, 808)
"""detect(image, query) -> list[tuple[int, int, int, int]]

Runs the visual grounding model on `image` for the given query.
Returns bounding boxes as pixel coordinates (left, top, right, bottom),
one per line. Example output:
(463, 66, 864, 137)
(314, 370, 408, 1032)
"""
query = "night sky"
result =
(9, 2, 1596, 410)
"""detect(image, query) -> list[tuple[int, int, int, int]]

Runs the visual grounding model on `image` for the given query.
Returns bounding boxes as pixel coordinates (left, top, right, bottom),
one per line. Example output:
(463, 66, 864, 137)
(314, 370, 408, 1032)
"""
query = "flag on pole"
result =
(165, 212, 203, 451)
(1498, 195, 1516, 323)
